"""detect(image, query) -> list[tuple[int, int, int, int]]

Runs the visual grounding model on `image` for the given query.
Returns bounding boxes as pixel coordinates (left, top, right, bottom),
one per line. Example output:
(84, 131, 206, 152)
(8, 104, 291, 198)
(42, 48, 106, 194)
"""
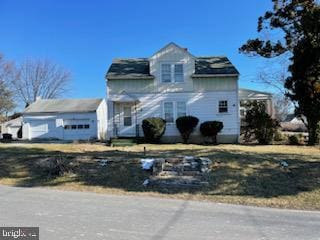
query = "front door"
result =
(117, 103, 135, 137)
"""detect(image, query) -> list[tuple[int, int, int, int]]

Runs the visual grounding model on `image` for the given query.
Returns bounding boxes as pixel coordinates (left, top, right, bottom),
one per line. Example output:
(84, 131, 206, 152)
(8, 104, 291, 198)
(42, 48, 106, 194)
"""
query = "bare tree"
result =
(0, 54, 15, 115)
(273, 93, 292, 122)
(12, 59, 71, 105)
(256, 55, 290, 95)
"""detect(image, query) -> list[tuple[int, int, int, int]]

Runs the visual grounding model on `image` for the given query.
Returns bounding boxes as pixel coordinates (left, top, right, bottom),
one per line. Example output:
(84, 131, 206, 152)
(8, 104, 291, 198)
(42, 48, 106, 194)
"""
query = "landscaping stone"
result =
(145, 155, 212, 188)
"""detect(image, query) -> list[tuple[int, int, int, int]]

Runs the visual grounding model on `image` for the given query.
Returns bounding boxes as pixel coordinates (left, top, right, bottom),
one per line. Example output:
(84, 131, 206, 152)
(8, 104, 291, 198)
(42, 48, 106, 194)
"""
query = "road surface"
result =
(0, 185, 319, 240)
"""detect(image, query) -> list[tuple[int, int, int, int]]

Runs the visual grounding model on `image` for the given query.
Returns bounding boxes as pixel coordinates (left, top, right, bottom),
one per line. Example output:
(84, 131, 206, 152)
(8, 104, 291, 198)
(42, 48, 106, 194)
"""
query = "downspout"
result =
(112, 101, 116, 138)
(135, 101, 139, 139)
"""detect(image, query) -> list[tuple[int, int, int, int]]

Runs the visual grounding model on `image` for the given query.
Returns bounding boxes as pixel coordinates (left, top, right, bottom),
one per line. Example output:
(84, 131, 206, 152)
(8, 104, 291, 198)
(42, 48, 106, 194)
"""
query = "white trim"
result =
(160, 62, 185, 83)
(218, 100, 229, 114)
(162, 100, 187, 124)
(150, 42, 195, 59)
(192, 74, 239, 78)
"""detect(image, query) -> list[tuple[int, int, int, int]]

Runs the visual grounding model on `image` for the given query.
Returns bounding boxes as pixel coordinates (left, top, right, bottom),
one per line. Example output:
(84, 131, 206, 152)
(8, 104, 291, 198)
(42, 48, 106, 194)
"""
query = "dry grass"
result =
(0, 143, 320, 210)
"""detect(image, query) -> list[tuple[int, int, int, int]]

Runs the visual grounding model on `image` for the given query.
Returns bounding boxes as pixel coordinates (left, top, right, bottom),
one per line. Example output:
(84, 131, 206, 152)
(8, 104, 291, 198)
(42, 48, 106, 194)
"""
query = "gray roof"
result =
(193, 56, 239, 76)
(24, 98, 104, 114)
(2, 117, 22, 127)
(239, 88, 272, 100)
(106, 58, 154, 80)
(106, 56, 239, 80)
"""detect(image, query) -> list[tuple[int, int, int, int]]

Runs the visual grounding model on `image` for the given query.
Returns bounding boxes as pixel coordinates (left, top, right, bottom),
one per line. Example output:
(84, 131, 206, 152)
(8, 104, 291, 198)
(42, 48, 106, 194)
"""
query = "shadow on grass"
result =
(0, 145, 319, 198)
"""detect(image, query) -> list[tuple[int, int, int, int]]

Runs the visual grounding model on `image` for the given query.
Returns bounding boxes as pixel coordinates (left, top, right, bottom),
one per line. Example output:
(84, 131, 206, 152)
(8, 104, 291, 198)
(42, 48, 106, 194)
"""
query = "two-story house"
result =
(105, 42, 240, 143)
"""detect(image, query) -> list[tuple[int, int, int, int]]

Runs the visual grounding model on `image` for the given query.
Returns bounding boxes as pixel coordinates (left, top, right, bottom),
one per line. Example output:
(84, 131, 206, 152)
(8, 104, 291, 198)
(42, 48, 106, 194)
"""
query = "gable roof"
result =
(239, 88, 272, 100)
(106, 58, 154, 80)
(106, 43, 239, 80)
(150, 42, 195, 59)
(24, 98, 104, 114)
(2, 117, 22, 127)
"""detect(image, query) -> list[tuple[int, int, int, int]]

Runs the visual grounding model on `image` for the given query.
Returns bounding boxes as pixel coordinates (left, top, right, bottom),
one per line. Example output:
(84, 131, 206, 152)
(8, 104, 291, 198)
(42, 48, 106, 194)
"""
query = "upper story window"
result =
(161, 64, 172, 83)
(174, 64, 184, 83)
(161, 63, 184, 83)
(219, 100, 228, 113)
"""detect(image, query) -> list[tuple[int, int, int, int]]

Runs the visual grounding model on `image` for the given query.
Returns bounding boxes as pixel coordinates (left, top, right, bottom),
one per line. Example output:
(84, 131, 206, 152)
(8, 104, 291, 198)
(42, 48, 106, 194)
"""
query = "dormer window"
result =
(174, 64, 184, 82)
(161, 64, 172, 82)
(161, 63, 184, 83)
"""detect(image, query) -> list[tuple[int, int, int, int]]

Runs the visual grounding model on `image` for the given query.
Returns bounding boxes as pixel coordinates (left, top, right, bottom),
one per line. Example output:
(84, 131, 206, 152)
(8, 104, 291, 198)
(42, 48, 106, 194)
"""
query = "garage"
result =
(22, 98, 107, 141)
(63, 119, 93, 140)
(29, 120, 56, 139)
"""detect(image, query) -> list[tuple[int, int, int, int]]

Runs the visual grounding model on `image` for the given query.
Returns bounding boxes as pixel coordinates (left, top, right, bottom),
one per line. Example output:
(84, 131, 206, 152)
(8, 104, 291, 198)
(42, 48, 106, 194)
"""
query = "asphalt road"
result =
(0, 186, 319, 240)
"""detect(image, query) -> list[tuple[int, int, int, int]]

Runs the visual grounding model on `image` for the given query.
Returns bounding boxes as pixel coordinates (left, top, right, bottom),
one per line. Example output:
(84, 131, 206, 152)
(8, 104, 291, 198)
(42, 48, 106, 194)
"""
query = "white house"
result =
(0, 117, 23, 139)
(22, 98, 107, 141)
(239, 88, 274, 124)
(106, 42, 240, 143)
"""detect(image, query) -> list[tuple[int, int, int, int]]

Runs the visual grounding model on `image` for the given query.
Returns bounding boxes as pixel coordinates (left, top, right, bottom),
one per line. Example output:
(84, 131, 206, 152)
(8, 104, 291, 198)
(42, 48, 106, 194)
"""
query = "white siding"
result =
(23, 112, 99, 140)
(149, 43, 195, 93)
(96, 99, 108, 140)
(108, 91, 240, 139)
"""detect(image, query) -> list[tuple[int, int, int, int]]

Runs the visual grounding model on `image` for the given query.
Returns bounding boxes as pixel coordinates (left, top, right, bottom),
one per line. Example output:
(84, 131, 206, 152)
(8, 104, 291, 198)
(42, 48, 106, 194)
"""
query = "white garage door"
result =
(30, 120, 56, 139)
(63, 119, 94, 140)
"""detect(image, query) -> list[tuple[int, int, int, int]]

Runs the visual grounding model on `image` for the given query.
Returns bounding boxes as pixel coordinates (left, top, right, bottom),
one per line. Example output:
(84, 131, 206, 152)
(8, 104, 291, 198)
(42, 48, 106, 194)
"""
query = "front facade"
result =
(106, 43, 240, 143)
(22, 98, 107, 141)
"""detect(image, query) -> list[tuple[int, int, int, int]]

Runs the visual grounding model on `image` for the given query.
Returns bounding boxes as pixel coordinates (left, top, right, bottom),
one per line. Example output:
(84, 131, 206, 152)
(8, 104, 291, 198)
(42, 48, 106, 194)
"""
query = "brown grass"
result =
(0, 143, 319, 210)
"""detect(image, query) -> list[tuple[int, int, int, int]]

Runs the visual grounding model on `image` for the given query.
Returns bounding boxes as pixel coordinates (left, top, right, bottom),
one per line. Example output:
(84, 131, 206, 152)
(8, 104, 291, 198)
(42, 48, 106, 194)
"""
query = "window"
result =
(164, 102, 174, 123)
(177, 102, 186, 118)
(77, 125, 84, 129)
(123, 106, 132, 126)
(64, 125, 71, 130)
(161, 64, 171, 83)
(84, 124, 90, 129)
(174, 64, 184, 82)
(219, 100, 228, 113)
(71, 125, 77, 129)
(161, 63, 184, 83)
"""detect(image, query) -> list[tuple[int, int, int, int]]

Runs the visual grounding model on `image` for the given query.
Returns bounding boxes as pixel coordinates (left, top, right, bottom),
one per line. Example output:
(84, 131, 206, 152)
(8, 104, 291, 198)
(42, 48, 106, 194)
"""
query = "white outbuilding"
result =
(22, 98, 107, 141)
(0, 117, 23, 139)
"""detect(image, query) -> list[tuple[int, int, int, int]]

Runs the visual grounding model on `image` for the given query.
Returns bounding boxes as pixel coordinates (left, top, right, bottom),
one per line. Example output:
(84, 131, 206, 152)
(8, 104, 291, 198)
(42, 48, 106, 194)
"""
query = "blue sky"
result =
(0, 0, 274, 100)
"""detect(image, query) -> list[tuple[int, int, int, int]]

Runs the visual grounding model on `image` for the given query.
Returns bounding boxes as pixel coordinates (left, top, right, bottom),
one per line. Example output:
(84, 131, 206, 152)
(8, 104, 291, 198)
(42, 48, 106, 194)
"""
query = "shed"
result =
(0, 117, 23, 139)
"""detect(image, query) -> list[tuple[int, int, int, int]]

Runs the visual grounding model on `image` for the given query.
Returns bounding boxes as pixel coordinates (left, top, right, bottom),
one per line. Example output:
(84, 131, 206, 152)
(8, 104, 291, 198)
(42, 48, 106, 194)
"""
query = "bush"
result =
(175, 116, 199, 143)
(2, 133, 12, 140)
(288, 135, 301, 145)
(200, 121, 223, 144)
(243, 101, 279, 144)
(142, 117, 166, 143)
(273, 130, 286, 142)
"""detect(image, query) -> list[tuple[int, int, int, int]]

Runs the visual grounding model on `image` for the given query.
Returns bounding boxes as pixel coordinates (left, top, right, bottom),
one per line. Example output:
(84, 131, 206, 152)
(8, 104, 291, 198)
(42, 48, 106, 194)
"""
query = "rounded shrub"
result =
(175, 116, 199, 144)
(142, 117, 166, 143)
(288, 134, 305, 145)
(200, 121, 223, 144)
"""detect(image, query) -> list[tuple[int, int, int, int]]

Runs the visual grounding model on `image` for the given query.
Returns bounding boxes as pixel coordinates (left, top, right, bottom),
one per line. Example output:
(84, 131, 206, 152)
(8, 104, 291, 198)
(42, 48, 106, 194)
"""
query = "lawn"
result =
(0, 143, 319, 210)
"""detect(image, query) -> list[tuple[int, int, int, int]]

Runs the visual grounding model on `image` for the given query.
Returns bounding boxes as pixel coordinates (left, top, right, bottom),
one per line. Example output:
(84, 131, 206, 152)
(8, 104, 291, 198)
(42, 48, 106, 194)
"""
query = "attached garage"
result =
(22, 98, 107, 141)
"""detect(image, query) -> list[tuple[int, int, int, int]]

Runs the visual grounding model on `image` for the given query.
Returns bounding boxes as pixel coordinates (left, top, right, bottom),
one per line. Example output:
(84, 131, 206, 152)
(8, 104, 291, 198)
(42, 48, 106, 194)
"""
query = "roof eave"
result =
(191, 74, 239, 78)
(23, 110, 97, 115)
(106, 75, 155, 80)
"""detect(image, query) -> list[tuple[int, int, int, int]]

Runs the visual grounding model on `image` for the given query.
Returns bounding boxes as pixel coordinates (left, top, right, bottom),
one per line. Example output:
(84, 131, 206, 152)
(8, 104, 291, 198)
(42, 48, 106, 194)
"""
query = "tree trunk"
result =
(307, 119, 318, 146)
(212, 135, 218, 145)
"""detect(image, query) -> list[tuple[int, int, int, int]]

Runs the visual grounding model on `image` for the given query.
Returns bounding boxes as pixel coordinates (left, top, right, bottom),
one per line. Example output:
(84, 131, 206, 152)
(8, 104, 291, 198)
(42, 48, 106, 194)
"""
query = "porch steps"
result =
(110, 138, 137, 147)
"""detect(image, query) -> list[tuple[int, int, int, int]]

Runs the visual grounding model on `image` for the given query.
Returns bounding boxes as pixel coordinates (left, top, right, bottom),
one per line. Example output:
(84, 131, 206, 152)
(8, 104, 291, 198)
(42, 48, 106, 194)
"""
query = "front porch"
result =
(110, 92, 140, 139)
